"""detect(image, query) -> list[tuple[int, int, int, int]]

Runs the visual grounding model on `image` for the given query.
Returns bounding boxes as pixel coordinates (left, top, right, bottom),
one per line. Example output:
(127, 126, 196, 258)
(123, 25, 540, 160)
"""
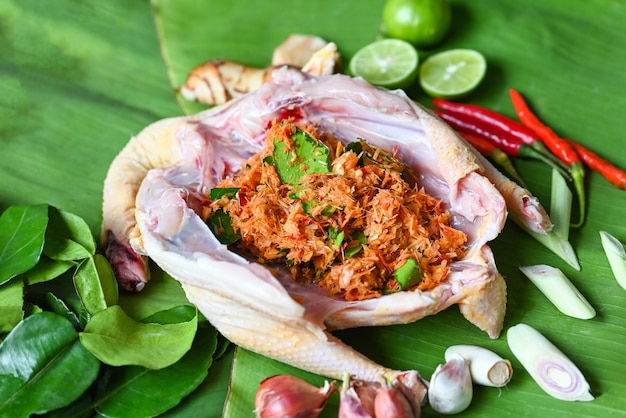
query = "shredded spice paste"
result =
(203, 119, 467, 301)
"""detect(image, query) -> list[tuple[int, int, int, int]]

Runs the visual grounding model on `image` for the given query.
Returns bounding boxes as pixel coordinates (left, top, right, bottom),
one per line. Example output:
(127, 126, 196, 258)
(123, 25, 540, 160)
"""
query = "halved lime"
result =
(348, 39, 419, 89)
(419, 49, 487, 99)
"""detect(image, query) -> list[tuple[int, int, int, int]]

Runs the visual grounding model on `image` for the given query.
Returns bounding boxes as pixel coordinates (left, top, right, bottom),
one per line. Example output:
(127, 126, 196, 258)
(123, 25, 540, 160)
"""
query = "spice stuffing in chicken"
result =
(205, 119, 468, 301)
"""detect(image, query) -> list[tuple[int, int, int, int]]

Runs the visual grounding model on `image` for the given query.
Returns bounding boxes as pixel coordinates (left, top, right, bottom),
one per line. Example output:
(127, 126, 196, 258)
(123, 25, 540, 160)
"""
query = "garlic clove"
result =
(444, 345, 512, 387)
(428, 354, 473, 415)
(254, 374, 336, 418)
(507, 323, 594, 402)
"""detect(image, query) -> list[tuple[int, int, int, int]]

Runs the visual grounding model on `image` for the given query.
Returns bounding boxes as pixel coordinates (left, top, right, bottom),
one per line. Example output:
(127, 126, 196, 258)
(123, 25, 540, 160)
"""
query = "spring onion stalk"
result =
(444, 345, 513, 387)
(518, 265, 595, 320)
(507, 323, 594, 402)
(428, 354, 473, 415)
(511, 169, 580, 270)
(599, 231, 626, 291)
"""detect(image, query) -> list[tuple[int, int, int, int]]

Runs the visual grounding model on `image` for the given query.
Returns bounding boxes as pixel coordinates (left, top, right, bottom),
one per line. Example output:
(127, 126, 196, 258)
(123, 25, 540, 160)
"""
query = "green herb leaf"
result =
(393, 258, 422, 290)
(117, 271, 193, 322)
(159, 349, 233, 418)
(93, 324, 217, 418)
(0, 204, 49, 285)
(345, 230, 367, 258)
(44, 206, 96, 261)
(0, 312, 100, 417)
(344, 140, 365, 166)
(44, 292, 81, 330)
(79, 305, 197, 369)
(209, 187, 240, 201)
(272, 127, 331, 185)
(206, 209, 241, 244)
(0, 279, 24, 333)
(22, 256, 75, 285)
(327, 226, 345, 247)
(73, 254, 119, 316)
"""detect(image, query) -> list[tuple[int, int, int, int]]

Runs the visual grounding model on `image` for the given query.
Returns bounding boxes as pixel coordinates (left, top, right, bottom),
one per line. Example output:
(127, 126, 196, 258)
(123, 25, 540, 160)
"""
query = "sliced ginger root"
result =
(179, 34, 339, 106)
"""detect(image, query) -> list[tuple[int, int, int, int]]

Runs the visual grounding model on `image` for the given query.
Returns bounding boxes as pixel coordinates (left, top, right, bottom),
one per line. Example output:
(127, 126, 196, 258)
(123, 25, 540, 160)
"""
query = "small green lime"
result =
(349, 39, 419, 89)
(419, 49, 487, 99)
(382, 0, 451, 48)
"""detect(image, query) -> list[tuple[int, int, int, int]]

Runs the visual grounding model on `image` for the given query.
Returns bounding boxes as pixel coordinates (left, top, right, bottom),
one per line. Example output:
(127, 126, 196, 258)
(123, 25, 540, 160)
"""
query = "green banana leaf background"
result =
(2, 0, 626, 416)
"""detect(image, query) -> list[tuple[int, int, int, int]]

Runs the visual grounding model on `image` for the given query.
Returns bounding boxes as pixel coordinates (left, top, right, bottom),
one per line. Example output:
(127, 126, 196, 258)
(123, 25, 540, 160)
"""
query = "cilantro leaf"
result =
(206, 210, 240, 244)
(272, 127, 331, 186)
(209, 188, 239, 201)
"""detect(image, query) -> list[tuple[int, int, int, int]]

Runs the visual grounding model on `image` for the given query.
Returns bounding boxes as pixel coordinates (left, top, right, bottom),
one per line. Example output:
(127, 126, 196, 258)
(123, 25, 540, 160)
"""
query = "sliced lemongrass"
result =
(518, 264, 595, 319)
(507, 323, 594, 402)
(428, 354, 473, 415)
(444, 345, 512, 387)
(599, 231, 626, 291)
(549, 169, 572, 239)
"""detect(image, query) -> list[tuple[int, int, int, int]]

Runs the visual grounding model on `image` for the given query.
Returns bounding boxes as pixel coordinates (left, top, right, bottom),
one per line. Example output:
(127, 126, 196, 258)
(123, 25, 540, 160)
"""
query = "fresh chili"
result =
(432, 98, 540, 145)
(566, 140, 626, 190)
(432, 98, 564, 165)
(457, 131, 527, 187)
(508, 88, 586, 227)
(433, 109, 570, 179)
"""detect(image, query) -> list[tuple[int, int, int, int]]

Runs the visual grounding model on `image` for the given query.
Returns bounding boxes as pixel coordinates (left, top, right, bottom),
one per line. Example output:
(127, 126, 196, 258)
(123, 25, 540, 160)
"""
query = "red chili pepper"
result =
(508, 89, 580, 165)
(457, 131, 527, 187)
(433, 109, 570, 179)
(566, 140, 626, 190)
(433, 98, 540, 145)
(508, 88, 586, 227)
(432, 98, 565, 165)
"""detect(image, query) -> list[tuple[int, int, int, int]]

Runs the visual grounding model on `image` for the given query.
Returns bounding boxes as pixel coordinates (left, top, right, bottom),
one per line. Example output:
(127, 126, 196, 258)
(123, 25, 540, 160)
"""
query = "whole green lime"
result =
(382, 0, 452, 48)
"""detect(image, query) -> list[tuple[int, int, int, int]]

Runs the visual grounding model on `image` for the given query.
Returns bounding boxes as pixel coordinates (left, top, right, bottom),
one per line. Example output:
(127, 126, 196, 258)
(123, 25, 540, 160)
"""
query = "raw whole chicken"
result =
(101, 68, 552, 405)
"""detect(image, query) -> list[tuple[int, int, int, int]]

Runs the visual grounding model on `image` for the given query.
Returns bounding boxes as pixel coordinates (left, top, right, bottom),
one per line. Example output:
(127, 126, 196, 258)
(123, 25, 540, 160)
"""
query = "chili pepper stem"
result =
(518, 146, 572, 181)
(529, 141, 572, 175)
(570, 162, 586, 228)
(490, 149, 528, 188)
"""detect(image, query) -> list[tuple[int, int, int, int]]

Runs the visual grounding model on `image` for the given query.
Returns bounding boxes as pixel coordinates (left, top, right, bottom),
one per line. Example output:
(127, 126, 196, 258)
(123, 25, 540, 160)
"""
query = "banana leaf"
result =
(1, 0, 625, 417)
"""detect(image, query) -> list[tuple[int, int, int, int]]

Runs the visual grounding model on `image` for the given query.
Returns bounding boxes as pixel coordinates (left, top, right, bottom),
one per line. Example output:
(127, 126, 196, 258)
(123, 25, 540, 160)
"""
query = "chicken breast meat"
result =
(102, 68, 552, 401)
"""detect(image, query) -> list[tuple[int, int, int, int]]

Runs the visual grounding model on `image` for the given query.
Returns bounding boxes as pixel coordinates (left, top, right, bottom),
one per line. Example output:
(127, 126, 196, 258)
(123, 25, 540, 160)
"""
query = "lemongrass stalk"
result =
(511, 214, 580, 270)
(428, 354, 473, 414)
(507, 323, 594, 402)
(444, 345, 512, 387)
(599, 231, 626, 291)
(518, 265, 595, 319)
(549, 169, 572, 239)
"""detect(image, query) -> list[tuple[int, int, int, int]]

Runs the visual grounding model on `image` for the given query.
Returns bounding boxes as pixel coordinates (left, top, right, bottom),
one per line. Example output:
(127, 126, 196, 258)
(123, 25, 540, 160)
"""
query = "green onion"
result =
(393, 258, 421, 290)
(512, 169, 580, 270)
(599, 230, 626, 291)
(507, 323, 594, 402)
(518, 264, 595, 320)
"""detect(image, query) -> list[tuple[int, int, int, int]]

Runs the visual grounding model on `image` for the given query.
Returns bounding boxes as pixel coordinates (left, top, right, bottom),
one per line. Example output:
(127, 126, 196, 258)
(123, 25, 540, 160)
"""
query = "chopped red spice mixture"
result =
(204, 119, 467, 301)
